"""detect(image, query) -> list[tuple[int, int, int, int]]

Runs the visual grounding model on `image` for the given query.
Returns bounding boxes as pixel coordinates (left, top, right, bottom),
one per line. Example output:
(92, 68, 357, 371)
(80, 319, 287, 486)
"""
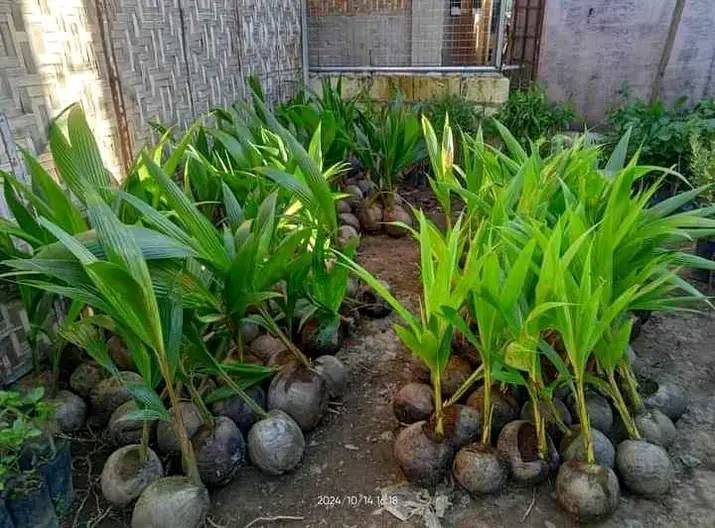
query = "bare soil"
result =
(65, 230, 715, 527)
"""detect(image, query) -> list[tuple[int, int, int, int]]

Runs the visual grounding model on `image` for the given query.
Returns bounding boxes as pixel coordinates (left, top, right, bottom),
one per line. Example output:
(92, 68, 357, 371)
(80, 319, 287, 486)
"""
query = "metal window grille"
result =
(305, 0, 511, 73)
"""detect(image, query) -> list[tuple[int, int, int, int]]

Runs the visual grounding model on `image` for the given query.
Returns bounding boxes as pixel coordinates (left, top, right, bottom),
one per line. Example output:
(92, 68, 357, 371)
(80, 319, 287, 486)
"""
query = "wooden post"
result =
(650, 0, 686, 103)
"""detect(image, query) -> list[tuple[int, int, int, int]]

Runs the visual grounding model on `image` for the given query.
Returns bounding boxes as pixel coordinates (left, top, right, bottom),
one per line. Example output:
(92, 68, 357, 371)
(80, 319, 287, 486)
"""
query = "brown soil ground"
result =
(66, 217, 715, 528)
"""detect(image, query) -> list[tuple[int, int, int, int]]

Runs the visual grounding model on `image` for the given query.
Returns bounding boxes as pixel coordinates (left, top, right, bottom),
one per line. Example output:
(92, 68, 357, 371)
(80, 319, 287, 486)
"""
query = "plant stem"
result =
(185, 376, 214, 429)
(433, 373, 444, 440)
(575, 376, 596, 465)
(216, 370, 268, 419)
(258, 308, 311, 368)
(480, 364, 492, 446)
(445, 364, 484, 408)
(527, 381, 548, 459)
(619, 361, 643, 412)
(139, 421, 150, 463)
(50, 341, 63, 398)
(160, 361, 201, 485)
(226, 316, 244, 362)
(607, 370, 641, 440)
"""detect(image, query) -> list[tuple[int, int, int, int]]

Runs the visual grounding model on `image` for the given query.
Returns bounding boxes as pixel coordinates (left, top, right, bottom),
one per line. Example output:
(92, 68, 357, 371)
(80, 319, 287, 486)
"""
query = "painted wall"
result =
(537, 0, 715, 123)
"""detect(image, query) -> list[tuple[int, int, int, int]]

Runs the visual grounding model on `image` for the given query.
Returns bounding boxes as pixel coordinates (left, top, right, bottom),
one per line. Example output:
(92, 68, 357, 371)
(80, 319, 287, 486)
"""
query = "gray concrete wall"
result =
(537, 0, 715, 123)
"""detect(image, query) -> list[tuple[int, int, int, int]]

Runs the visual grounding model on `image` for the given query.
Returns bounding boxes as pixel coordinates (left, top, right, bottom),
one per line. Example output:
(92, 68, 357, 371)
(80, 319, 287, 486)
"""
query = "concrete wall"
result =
(310, 72, 509, 113)
(537, 0, 715, 123)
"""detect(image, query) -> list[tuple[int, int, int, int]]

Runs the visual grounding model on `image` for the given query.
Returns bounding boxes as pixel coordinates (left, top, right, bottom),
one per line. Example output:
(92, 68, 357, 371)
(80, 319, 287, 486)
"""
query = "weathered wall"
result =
(537, 0, 715, 123)
(307, 1, 413, 67)
(310, 72, 509, 113)
(0, 0, 303, 175)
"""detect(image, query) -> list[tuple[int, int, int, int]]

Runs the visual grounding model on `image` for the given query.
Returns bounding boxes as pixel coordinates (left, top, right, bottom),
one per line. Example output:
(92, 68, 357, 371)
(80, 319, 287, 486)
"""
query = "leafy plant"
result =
(0, 388, 52, 495)
(492, 85, 575, 148)
(419, 94, 483, 139)
(606, 93, 715, 188)
(277, 77, 360, 168)
(339, 211, 474, 437)
(689, 134, 715, 204)
(354, 94, 425, 196)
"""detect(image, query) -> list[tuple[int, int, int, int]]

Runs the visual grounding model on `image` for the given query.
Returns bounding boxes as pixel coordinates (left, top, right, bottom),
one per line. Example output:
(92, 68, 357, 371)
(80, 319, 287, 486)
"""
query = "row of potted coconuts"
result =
(391, 347, 687, 520)
(48, 320, 360, 527)
(337, 176, 413, 245)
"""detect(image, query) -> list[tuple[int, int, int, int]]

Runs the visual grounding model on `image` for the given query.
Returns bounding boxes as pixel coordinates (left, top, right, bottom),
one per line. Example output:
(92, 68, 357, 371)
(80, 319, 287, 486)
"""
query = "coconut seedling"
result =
(300, 239, 357, 357)
(421, 114, 461, 229)
(353, 94, 424, 235)
(340, 211, 475, 485)
(538, 214, 638, 521)
(0, 389, 61, 528)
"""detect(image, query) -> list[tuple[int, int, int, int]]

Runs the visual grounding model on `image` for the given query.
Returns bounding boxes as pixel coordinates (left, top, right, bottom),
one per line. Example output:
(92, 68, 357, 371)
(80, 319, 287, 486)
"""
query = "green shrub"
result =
(690, 134, 715, 204)
(418, 94, 484, 138)
(606, 93, 715, 183)
(492, 85, 575, 147)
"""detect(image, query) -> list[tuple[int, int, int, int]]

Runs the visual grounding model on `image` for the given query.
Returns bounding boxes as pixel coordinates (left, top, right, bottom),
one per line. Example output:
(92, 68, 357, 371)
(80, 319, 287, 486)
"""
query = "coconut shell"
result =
(556, 460, 620, 521)
(567, 390, 613, 434)
(441, 356, 473, 398)
(313, 355, 348, 399)
(466, 387, 519, 439)
(338, 213, 361, 232)
(107, 335, 134, 371)
(356, 178, 377, 196)
(266, 349, 299, 369)
(109, 400, 155, 446)
(520, 398, 572, 442)
(429, 404, 480, 450)
(301, 318, 343, 357)
(497, 420, 559, 484)
(358, 202, 383, 233)
(393, 383, 434, 424)
(101, 445, 163, 506)
(338, 225, 360, 247)
(211, 386, 266, 436)
(239, 321, 260, 344)
(249, 335, 287, 364)
(50, 390, 87, 433)
(267, 365, 328, 431)
(344, 185, 364, 209)
(452, 443, 508, 496)
(383, 204, 412, 238)
(193, 417, 245, 487)
(89, 371, 142, 427)
(560, 427, 616, 468)
(643, 380, 687, 421)
(156, 402, 203, 455)
(247, 410, 305, 475)
(70, 362, 108, 398)
(635, 408, 676, 448)
(408, 357, 431, 384)
(357, 281, 392, 318)
(394, 421, 454, 486)
(337, 200, 352, 214)
(131, 476, 209, 528)
(616, 440, 673, 497)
